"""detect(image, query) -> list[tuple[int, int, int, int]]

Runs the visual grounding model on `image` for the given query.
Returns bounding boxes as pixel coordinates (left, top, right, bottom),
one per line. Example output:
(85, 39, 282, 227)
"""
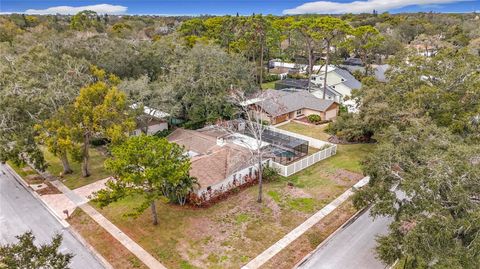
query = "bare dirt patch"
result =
(24, 174, 44, 184)
(329, 169, 364, 186)
(68, 208, 147, 269)
(261, 201, 357, 269)
(284, 185, 312, 198)
(36, 182, 62, 195)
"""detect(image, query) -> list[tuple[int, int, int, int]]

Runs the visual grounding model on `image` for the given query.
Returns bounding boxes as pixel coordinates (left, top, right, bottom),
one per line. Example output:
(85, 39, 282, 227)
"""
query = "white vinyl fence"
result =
(269, 126, 331, 149)
(272, 144, 337, 177)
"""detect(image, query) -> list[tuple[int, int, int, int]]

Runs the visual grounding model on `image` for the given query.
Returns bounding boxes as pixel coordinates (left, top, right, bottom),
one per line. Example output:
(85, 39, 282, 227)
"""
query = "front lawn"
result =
(6, 161, 44, 184)
(69, 209, 148, 269)
(42, 147, 110, 190)
(92, 137, 371, 269)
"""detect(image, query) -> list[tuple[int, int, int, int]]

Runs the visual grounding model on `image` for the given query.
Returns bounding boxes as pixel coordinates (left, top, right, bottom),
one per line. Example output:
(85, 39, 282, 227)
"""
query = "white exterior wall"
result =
(147, 122, 168, 135)
(331, 83, 352, 97)
(311, 90, 341, 103)
(132, 122, 168, 136)
(195, 159, 271, 199)
(272, 145, 337, 177)
(325, 108, 338, 120)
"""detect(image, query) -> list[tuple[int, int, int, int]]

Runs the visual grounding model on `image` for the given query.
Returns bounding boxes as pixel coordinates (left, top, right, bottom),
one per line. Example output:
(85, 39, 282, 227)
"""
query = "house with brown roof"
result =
(167, 128, 269, 201)
(248, 89, 339, 125)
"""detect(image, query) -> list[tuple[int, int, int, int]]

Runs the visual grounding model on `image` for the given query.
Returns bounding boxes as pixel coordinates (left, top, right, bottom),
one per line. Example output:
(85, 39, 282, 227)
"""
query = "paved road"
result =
(297, 207, 392, 269)
(0, 164, 104, 269)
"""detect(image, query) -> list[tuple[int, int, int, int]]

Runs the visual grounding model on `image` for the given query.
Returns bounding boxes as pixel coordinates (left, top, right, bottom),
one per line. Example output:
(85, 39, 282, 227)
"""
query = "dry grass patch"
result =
(91, 120, 373, 268)
(94, 158, 366, 269)
(261, 201, 357, 269)
(68, 208, 147, 269)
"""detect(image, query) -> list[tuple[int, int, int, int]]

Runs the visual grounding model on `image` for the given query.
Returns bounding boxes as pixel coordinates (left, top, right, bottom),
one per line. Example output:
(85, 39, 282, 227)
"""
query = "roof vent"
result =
(217, 137, 225, 146)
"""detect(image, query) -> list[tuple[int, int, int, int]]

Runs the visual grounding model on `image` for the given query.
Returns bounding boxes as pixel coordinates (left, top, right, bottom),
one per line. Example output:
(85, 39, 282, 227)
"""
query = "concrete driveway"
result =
(0, 164, 105, 269)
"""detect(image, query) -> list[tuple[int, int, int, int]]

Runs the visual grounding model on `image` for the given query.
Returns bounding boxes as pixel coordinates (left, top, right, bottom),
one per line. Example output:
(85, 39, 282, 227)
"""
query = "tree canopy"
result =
(94, 135, 195, 225)
(0, 232, 73, 269)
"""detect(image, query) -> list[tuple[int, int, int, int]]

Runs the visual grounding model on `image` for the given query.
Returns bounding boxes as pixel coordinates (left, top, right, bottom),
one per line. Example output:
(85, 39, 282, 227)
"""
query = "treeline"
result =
(1, 11, 479, 164)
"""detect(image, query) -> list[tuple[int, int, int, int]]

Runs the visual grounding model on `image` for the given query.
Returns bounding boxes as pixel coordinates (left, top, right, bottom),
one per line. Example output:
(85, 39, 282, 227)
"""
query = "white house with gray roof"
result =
(311, 65, 362, 98)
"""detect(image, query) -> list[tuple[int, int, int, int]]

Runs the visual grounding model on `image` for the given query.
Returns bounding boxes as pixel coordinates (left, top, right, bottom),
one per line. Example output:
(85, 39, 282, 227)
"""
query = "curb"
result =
(68, 222, 114, 269)
(242, 177, 370, 269)
(3, 164, 70, 228)
(294, 177, 371, 268)
(3, 164, 112, 269)
(294, 205, 370, 268)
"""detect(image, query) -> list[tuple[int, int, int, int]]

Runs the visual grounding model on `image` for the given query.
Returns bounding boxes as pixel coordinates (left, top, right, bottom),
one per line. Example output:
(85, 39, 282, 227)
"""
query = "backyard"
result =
(84, 125, 374, 269)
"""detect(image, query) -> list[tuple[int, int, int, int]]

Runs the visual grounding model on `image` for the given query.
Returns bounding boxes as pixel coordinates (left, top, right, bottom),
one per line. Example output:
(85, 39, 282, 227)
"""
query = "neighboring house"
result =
(167, 128, 269, 201)
(275, 79, 343, 103)
(341, 63, 390, 82)
(311, 65, 362, 98)
(130, 104, 169, 136)
(248, 89, 339, 125)
(273, 65, 361, 108)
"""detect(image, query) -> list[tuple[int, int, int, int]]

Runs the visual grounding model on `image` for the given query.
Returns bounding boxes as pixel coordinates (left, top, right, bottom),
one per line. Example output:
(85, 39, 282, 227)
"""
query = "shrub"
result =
(154, 128, 172, 138)
(262, 166, 280, 182)
(262, 73, 279, 83)
(326, 114, 374, 143)
(307, 114, 322, 123)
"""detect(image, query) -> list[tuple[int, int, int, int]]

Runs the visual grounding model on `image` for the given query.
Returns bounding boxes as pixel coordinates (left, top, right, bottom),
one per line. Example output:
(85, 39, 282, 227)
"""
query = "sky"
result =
(1, 0, 479, 15)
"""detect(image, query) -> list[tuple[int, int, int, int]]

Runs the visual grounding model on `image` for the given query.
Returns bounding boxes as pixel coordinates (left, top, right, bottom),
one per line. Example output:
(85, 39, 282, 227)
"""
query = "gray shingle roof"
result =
(254, 90, 335, 117)
(332, 68, 362, 89)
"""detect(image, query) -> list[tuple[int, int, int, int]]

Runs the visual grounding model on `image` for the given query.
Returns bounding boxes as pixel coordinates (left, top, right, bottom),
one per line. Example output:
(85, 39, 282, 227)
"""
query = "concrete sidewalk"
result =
(52, 179, 167, 269)
(13, 166, 167, 269)
(242, 176, 370, 269)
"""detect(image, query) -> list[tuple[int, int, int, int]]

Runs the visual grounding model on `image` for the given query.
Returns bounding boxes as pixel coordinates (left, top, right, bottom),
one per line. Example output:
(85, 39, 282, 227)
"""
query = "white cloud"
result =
(283, 0, 471, 14)
(23, 4, 127, 15)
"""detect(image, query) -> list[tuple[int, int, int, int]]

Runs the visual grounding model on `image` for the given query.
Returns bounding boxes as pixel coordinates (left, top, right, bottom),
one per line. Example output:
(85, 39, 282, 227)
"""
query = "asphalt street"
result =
(297, 207, 392, 269)
(0, 164, 104, 269)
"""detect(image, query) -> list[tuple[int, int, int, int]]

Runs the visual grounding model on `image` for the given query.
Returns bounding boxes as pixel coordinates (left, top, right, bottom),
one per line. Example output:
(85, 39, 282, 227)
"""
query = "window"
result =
(332, 85, 335, 89)
(296, 109, 302, 116)
(249, 167, 253, 177)
(233, 174, 237, 181)
(341, 78, 346, 82)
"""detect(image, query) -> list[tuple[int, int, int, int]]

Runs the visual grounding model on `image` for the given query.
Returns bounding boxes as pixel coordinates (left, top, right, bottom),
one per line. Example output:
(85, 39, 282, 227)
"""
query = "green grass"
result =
(261, 80, 279, 90)
(42, 147, 110, 189)
(94, 163, 360, 269)
(286, 198, 316, 213)
(92, 118, 373, 268)
(6, 161, 46, 184)
(278, 122, 331, 141)
(278, 122, 374, 174)
(235, 213, 251, 224)
(267, 190, 282, 203)
(6, 161, 37, 178)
